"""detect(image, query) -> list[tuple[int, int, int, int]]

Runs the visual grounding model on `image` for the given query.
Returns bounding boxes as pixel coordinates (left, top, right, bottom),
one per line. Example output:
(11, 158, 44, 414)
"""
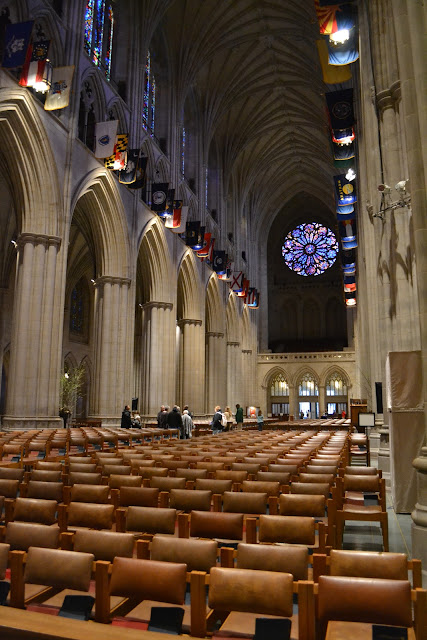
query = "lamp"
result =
(329, 29, 350, 44)
(373, 179, 411, 219)
(32, 59, 53, 93)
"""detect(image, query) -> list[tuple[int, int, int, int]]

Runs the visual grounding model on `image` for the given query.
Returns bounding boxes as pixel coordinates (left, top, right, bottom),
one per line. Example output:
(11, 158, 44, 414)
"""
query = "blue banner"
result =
(2, 21, 33, 68)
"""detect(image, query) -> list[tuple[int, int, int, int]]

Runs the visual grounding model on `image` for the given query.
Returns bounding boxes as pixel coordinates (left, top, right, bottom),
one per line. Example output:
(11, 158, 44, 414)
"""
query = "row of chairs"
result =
(0, 536, 425, 639)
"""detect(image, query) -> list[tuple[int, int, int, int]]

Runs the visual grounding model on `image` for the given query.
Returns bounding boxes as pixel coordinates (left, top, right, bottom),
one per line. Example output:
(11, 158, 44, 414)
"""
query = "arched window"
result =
(84, 0, 115, 80)
(270, 373, 289, 397)
(77, 82, 96, 150)
(69, 278, 90, 342)
(299, 373, 318, 396)
(143, 51, 156, 135)
(326, 373, 347, 396)
(181, 126, 186, 175)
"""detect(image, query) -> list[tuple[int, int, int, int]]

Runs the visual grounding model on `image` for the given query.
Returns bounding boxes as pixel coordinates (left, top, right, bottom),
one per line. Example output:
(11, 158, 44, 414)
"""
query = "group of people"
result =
(121, 402, 264, 437)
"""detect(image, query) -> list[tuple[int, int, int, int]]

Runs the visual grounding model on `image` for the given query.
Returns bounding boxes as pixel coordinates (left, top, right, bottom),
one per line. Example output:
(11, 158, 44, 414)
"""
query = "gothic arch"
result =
(241, 305, 251, 350)
(106, 98, 129, 133)
(205, 274, 225, 334)
(79, 69, 106, 121)
(321, 365, 351, 388)
(154, 157, 170, 183)
(262, 366, 290, 391)
(137, 217, 173, 304)
(71, 169, 130, 278)
(177, 251, 203, 321)
(0, 89, 62, 236)
(293, 367, 320, 390)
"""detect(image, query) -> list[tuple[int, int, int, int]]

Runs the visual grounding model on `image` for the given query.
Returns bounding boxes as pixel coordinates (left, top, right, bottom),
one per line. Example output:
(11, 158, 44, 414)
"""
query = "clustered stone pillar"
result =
(206, 332, 226, 413)
(241, 349, 253, 408)
(91, 276, 131, 426)
(227, 341, 240, 410)
(4, 233, 63, 429)
(140, 301, 175, 416)
(177, 319, 205, 414)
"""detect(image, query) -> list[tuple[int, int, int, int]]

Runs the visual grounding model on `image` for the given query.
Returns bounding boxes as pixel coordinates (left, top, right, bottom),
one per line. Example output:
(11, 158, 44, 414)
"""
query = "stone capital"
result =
(94, 275, 131, 289)
(376, 80, 401, 113)
(141, 301, 173, 311)
(242, 349, 252, 354)
(227, 341, 240, 347)
(206, 331, 224, 338)
(18, 232, 61, 250)
(178, 318, 202, 328)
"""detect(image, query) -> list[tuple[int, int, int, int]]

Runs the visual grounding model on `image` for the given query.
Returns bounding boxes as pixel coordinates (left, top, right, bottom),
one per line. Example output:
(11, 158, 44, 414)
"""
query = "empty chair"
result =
(68, 472, 103, 486)
(258, 514, 327, 553)
(118, 486, 159, 508)
(24, 481, 63, 502)
(279, 493, 326, 518)
(68, 463, 98, 474)
(11, 498, 57, 526)
(236, 542, 309, 581)
(0, 468, 25, 482)
(184, 510, 247, 544)
(195, 478, 232, 494)
(67, 529, 134, 561)
(119, 506, 177, 537)
(290, 482, 330, 498)
(28, 470, 62, 483)
(68, 484, 109, 504)
(169, 489, 212, 512)
(59, 502, 114, 532)
(5, 522, 60, 551)
(223, 491, 268, 515)
(150, 476, 186, 491)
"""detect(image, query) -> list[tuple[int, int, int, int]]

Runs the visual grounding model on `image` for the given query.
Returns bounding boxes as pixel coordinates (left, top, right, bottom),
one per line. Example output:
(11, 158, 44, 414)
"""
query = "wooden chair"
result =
(61, 528, 134, 561)
(333, 474, 388, 551)
(21, 481, 63, 503)
(168, 488, 212, 512)
(180, 509, 251, 545)
(258, 514, 327, 553)
(58, 502, 114, 533)
(113, 486, 159, 510)
(8, 498, 57, 527)
(4, 522, 60, 551)
(116, 505, 176, 538)
(313, 549, 422, 588)
(9, 546, 94, 611)
(348, 434, 370, 466)
(207, 566, 314, 640)
(63, 483, 109, 505)
(316, 574, 426, 640)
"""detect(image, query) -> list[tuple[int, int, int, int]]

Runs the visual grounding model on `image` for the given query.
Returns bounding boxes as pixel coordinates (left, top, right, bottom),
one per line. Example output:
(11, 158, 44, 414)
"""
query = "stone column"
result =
(227, 341, 240, 410)
(288, 385, 297, 421)
(4, 233, 63, 430)
(206, 332, 226, 413)
(178, 319, 204, 414)
(140, 301, 175, 416)
(412, 449, 427, 584)
(90, 276, 132, 426)
(319, 384, 326, 417)
(242, 349, 253, 408)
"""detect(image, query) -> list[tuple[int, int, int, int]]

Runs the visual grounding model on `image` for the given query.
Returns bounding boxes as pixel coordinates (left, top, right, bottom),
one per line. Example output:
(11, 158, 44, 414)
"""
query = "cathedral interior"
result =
(0, 0, 426, 620)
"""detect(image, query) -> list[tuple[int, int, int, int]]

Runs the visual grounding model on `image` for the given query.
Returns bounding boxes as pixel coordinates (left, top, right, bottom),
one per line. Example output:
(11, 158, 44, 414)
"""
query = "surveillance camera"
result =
(377, 184, 391, 194)
(395, 179, 409, 194)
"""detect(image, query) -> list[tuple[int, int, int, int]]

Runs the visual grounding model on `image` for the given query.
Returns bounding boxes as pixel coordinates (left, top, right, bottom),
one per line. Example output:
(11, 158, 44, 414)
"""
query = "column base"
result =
(412, 522, 427, 585)
(2, 416, 63, 431)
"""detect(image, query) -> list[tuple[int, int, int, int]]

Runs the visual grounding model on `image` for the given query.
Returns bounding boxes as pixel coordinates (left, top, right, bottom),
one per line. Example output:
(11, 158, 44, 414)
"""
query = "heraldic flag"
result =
(150, 183, 169, 212)
(326, 89, 354, 130)
(119, 149, 139, 184)
(334, 174, 357, 205)
(104, 134, 128, 170)
(315, 1, 355, 35)
(316, 40, 351, 85)
(230, 271, 244, 293)
(196, 232, 212, 258)
(212, 250, 226, 274)
(127, 156, 147, 190)
(19, 39, 50, 87)
(44, 65, 74, 111)
(165, 205, 188, 233)
(2, 21, 33, 68)
(94, 120, 118, 158)
(185, 221, 201, 248)
(328, 32, 359, 66)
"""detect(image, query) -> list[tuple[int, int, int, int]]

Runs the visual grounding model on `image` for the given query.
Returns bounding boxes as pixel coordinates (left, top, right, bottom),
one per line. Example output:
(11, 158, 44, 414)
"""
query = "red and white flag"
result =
(165, 205, 189, 233)
(19, 40, 50, 87)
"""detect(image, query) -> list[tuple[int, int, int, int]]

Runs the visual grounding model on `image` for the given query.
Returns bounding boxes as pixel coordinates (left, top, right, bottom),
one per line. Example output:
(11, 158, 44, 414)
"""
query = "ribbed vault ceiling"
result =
(152, 0, 334, 229)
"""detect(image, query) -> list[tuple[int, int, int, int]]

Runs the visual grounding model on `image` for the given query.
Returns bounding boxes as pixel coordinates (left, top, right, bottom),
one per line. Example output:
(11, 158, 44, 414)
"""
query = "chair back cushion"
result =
(24, 547, 94, 591)
(30, 470, 62, 482)
(329, 549, 408, 580)
(5, 522, 60, 551)
(343, 475, 380, 492)
(150, 476, 186, 490)
(290, 482, 330, 497)
(14, 498, 57, 525)
(0, 468, 25, 481)
(0, 542, 10, 579)
(70, 484, 109, 504)
(209, 567, 293, 616)
(170, 489, 212, 511)
(215, 470, 248, 482)
(257, 471, 291, 485)
(318, 575, 412, 627)
(190, 510, 243, 540)
(279, 494, 326, 517)
(26, 481, 63, 502)
(67, 502, 114, 529)
(151, 534, 217, 572)
(195, 478, 232, 494)
(242, 480, 280, 496)
(119, 486, 159, 507)
(68, 463, 98, 473)
(0, 478, 19, 498)
(109, 474, 142, 489)
(126, 506, 176, 534)
(237, 542, 308, 580)
(68, 472, 103, 486)
(223, 491, 267, 514)
(73, 529, 134, 560)
(259, 514, 315, 544)
(109, 557, 187, 603)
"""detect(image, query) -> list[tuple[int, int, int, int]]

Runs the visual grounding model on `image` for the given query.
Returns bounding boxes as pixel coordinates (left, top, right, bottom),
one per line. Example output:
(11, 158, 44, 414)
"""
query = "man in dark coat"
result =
(121, 405, 132, 428)
(167, 405, 183, 435)
(211, 405, 223, 434)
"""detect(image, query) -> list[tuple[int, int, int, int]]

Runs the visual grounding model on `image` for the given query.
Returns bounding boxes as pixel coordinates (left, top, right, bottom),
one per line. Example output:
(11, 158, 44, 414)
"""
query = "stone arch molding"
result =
(262, 366, 289, 391)
(226, 293, 240, 342)
(320, 365, 352, 389)
(138, 217, 173, 304)
(71, 169, 130, 278)
(0, 89, 62, 236)
(177, 251, 203, 321)
(206, 274, 225, 335)
(293, 367, 320, 389)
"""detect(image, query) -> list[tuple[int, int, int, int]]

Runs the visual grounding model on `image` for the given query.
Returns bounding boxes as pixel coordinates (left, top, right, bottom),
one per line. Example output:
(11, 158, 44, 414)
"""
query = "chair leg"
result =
(381, 514, 389, 552)
(335, 516, 343, 549)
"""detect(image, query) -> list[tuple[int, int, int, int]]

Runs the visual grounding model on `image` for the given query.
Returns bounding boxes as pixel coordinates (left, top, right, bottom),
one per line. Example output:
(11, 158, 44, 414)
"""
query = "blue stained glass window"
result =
(181, 126, 186, 175)
(70, 283, 84, 334)
(93, 0, 105, 66)
(143, 51, 150, 131)
(151, 75, 156, 135)
(104, 3, 114, 79)
(282, 222, 338, 276)
(84, 0, 114, 80)
(84, 0, 95, 55)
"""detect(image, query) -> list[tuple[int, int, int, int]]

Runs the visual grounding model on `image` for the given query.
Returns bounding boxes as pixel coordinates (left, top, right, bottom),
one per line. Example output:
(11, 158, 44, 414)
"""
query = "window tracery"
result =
(299, 373, 318, 396)
(282, 222, 338, 277)
(270, 373, 289, 397)
(326, 373, 347, 396)
(84, 0, 114, 80)
(143, 50, 156, 135)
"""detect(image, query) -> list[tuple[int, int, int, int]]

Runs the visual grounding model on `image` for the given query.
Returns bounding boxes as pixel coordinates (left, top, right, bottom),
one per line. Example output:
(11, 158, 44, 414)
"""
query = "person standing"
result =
(223, 406, 232, 431)
(167, 405, 183, 437)
(211, 406, 223, 434)
(235, 404, 244, 430)
(257, 409, 264, 431)
(157, 405, 169, 428)
(182, 409, 194, 439)
(121, 405, 132, 429)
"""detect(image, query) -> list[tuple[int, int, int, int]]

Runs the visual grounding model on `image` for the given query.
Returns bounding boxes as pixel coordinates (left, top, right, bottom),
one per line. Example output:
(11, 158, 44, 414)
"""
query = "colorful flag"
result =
(119, 148, 139, 184)
(212, 250, 226, 274)
(332, 127, 355, 145)
(2, 21, 33, 68)
(244, 287, 255, 305)
(325, 89, 354, 130)
(19, 40, 50, 87)
(316, 40, 352, 84)
(340, 220, 357, 249)
(230, 271, 244, 293)
(127, 156, 147, 190)
(195, 232, 212, 258)
(236, 278, 250, 298)
(94, 120, 118, 158)
(191, 225, 205, 250)
(104, 134, 128, 170)
(165, 205, 188, 233)
(336, 203, 355, 220)
(44, 65, 74, 111)
(185, 221, 201, 248)
(344, 276, 356, 292)
(150, 183, 169, 212)
(334, 174, 357, 204)
(333, 141, 355, 160)
(328, 31, 359, 65)
(248, 290, 260, 309)
(315, 1, 355, 34)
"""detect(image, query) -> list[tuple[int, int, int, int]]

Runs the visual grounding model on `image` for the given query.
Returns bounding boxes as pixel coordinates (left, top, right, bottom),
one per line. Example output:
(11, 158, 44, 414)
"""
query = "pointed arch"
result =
(226, 293, 240, 342)
(0, 89, 62, 236)
(137, 217, 173, 304)
(294, 367, 320, 393)
(79, 69, 106, 121)
(262, 366, 290, 391)
(106, 98, 129, 133)
(205, 274, 225, 334)
(241, 305, 251, 350)
(71, 169, 130, 278)
(321, 365, 350, 389)
(177, 251, 203, 321)
(154, 157, 170, 183)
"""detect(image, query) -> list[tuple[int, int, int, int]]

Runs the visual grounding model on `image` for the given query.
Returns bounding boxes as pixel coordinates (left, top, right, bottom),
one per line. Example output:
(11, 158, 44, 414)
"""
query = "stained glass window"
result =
(143, 51, 156, 135)
(84, 0, 114, 79)
(299, 374, 318, 396)
(326, 373, 347, 396)
(70, 282, 84, 335)
(181, 126, 186, 174)
(282, 222, 338, 276)
(270, 373, 289, 396)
